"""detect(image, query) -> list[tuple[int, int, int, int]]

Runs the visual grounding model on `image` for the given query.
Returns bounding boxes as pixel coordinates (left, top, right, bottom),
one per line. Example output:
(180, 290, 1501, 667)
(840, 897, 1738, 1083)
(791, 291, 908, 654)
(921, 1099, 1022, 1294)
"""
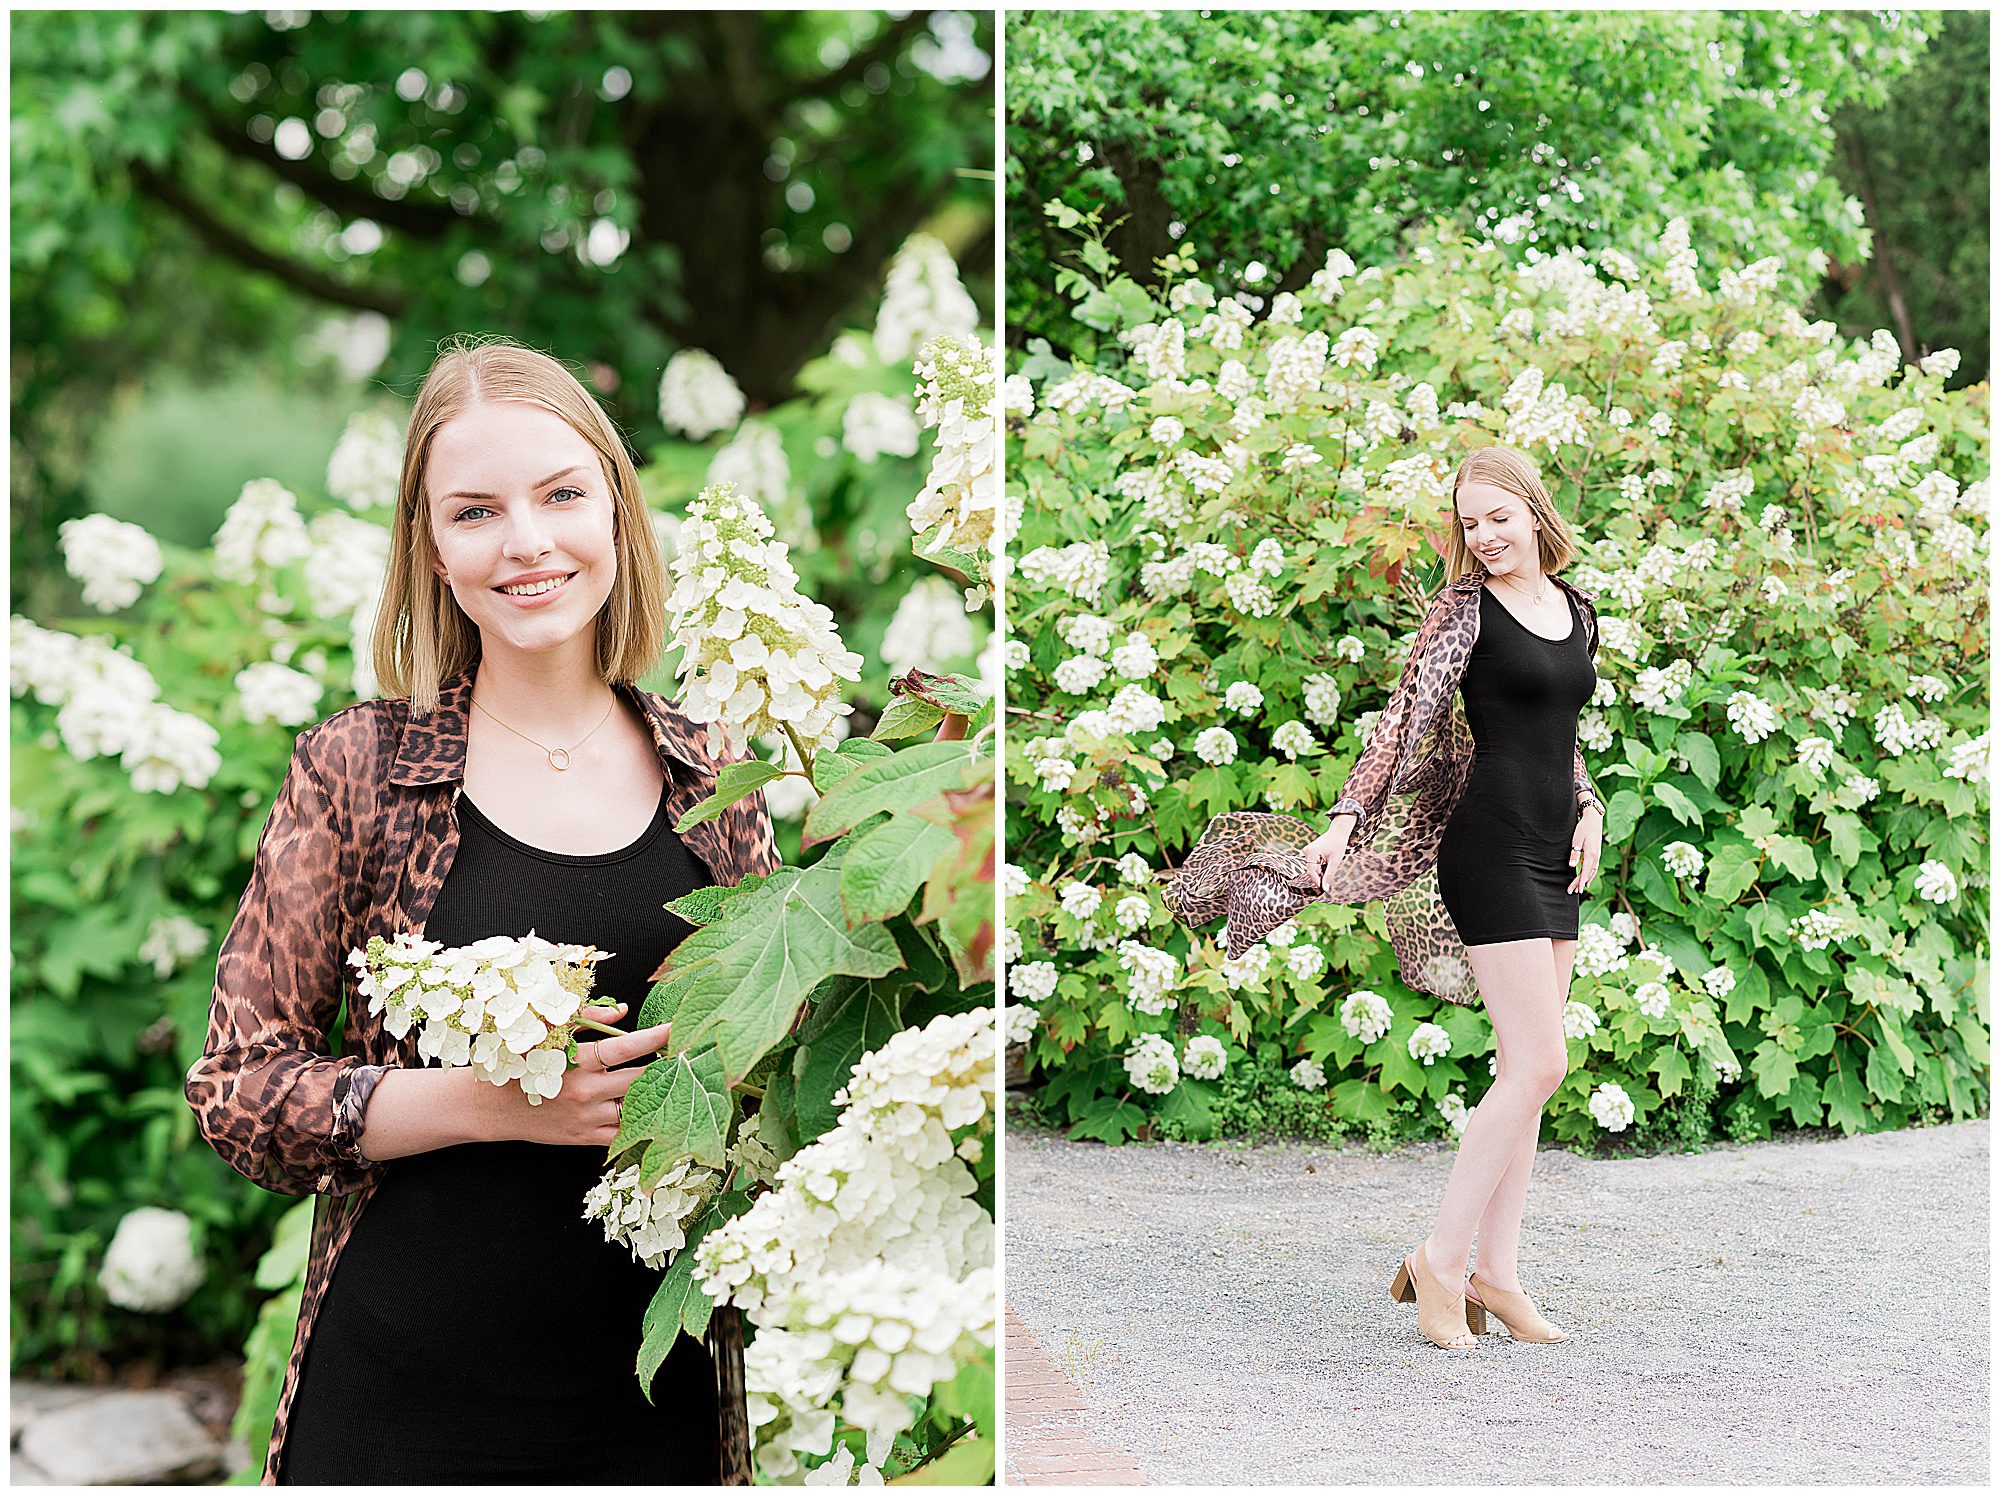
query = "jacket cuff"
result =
(329, 1062, 391, 1167)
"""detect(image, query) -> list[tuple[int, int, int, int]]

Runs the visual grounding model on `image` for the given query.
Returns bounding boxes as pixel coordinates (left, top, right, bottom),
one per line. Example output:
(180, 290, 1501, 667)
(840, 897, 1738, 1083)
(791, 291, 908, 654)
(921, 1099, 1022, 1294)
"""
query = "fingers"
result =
(592, 1019, 674, 1071)
(579, 1001, 629, 1025)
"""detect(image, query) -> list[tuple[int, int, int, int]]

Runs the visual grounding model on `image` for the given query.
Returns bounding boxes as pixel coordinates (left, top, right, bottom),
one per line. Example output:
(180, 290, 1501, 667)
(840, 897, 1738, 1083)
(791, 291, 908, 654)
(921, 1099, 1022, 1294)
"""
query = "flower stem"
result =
(781, 722, 815, 782)
(574, 1017, 627, 1038)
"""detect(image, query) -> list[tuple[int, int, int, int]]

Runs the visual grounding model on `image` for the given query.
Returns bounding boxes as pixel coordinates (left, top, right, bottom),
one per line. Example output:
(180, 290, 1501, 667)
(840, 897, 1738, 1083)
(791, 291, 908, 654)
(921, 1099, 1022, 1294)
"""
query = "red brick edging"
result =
(1003, 1306, 1148, 1486)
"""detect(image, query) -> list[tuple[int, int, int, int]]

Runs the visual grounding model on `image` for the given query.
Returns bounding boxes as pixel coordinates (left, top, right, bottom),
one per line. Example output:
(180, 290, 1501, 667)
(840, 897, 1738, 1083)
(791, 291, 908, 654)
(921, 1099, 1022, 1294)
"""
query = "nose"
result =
(501, 505, 555, 563)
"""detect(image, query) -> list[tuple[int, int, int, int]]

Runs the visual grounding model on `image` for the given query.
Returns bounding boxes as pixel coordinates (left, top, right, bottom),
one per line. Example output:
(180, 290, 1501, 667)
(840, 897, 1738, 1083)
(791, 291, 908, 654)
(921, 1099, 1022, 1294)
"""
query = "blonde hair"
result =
(1440, 443, 1580, 585)
(372, 335, 667, 716)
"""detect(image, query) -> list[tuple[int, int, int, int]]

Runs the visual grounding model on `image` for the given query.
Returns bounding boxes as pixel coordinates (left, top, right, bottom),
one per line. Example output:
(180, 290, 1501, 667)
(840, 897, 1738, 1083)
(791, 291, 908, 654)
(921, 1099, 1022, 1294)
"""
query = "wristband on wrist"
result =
(1576, 790, 1604, 817)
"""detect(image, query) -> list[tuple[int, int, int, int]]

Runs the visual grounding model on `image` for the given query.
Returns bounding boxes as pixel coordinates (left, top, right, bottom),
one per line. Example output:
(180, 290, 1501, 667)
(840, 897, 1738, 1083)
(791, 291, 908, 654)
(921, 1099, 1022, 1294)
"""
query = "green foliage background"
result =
(1006, 9, 1982, 382)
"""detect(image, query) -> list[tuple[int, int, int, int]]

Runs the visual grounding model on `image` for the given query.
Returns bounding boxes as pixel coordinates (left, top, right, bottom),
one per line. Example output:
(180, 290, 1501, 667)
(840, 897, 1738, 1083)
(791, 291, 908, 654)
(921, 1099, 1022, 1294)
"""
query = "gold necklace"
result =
(471, 691, 618, 772)
(1495, 568, 1550, 608)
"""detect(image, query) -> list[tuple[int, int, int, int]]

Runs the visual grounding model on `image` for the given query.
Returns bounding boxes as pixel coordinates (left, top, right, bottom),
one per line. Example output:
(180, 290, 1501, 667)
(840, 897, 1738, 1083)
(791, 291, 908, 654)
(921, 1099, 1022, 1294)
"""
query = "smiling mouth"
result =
(496, 572, 577, 597)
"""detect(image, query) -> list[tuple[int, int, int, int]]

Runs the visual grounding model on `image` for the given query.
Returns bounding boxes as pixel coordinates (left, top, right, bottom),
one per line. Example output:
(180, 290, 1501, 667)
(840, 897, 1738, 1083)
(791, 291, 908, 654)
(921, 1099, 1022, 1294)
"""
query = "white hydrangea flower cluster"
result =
(708, 423, 794, 525)
(1873, 702, 1947, 757)
(1588, 1082, 1636, 1132)
(59, 514, 164, 613)
(1789, 908, 1851, 951)
(691, 1010, 996, 1480)
(1017, 541, 1110, 604)
(138, 914, 209, 978)
(1004, 1004, 1040, 1045)
(1407, 1022, 1451, 1065)
(1117, 942, 1179, 1015)
(667, 481, 863, 758)
(1914, 861, 1958, 904)
(1943, 733, 1989, 782)
(834, 1009, 998, 1170)
(9, 618, 222, 794)
(213, 479, 312, 585)
(1633, 982, 1673, 1020)
(880, 577, 976, 675)
(1194, 726, 1238, 765)
(1290, 1057, 1327, 1091)
(1725, 691, 1780, 743)
(1662, 842, 1703, 879)
(325, 408, 405, 509)
(349, 931, 608, 1101)
(235, 660, 323, 727)
(659, 349, 747, 440)
(100, 1206, 206, 1312)
(583, 1157, 724, 1270)
(910, 335, 998, 562)
(842, 391, 922, 464)
(1562, 1001, 1601, 1040)
(1339, 989, 1394, 1044)
(303, 510, 392, 621)
(1008, 960, 1058, 1005)
(1125, 1032, 1180, 1094)
(1437, 1092, 1470, 1134)
(874, 233, 980, 365)
(1183, 1035, 1227, 1080)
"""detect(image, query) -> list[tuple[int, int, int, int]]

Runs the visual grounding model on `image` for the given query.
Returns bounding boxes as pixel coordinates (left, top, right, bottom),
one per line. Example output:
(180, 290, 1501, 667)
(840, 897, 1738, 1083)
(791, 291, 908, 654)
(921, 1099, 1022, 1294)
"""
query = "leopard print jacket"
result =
(184, 665, 779, 1484)
(1164, 571, 1600, 1007)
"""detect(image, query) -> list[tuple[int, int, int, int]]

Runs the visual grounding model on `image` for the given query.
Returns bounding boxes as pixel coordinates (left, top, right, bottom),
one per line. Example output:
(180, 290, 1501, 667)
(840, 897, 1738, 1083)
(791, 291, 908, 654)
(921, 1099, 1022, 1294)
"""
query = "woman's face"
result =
(424, 400, 619, 662)
(1456, 479, 1540, 579)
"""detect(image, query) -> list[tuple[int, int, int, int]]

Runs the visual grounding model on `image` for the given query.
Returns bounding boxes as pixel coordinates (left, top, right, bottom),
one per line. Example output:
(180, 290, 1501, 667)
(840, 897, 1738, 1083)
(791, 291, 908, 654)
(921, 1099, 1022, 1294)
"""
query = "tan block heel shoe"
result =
(1466, 1272, 1566, 1342)
(1388, 1247, 1476, 1350)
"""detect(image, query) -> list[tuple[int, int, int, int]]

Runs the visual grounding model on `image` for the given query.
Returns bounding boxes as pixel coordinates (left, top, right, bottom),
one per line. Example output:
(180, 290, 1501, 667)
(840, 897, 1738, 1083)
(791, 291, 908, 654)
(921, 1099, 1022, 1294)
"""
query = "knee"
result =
(1515, 1047, 1568, 1106)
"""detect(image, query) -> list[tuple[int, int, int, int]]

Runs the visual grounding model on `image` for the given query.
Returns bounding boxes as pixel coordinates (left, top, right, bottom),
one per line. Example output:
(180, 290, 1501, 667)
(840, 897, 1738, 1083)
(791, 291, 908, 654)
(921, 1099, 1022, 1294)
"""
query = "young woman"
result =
(1302, 443, 1604, 1350)
(186, 337, 779, 1481)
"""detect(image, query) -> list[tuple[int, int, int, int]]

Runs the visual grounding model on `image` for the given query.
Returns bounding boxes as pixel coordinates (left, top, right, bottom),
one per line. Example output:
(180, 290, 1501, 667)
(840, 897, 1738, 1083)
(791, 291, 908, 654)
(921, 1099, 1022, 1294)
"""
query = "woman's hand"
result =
(1568, 805, 1604, 894)
(486, 1002, 676, 1148)
(1302, 818, 1355, 898)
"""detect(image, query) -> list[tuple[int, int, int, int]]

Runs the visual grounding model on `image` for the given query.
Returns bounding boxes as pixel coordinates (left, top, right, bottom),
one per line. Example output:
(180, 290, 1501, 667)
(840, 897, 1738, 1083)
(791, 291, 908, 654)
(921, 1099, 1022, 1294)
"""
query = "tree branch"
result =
(131, 161, 408, 317)
(189, 93, 475, 240)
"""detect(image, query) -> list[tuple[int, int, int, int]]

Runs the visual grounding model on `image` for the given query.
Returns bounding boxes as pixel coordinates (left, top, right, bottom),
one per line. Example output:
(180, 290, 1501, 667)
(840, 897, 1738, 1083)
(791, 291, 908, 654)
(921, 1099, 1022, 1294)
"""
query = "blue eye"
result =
(548, 486, 583, 503)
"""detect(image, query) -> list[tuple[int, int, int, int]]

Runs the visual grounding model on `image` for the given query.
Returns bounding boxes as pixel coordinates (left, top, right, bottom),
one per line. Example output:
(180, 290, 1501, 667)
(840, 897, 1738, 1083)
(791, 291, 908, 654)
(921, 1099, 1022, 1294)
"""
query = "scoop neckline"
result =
(456, 780, 671, 866)
(1481, 580, 1577, 643)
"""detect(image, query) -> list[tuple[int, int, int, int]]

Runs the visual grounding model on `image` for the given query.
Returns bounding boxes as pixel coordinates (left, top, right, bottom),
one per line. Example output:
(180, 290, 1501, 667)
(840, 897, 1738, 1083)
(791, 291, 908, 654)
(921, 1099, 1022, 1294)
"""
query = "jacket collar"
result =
(388, 665, 712, 787)
(1451, 568, 1596, 606)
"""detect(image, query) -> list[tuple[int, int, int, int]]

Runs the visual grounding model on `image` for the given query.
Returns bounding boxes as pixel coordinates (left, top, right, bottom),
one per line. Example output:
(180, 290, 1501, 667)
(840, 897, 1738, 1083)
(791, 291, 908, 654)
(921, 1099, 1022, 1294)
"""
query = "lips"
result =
(495, 571, 577, 600)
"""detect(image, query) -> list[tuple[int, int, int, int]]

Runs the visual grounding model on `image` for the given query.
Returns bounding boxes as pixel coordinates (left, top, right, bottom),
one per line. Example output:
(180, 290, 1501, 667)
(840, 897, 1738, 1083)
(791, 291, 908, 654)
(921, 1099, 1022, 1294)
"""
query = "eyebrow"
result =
(438, 466, 587, 504)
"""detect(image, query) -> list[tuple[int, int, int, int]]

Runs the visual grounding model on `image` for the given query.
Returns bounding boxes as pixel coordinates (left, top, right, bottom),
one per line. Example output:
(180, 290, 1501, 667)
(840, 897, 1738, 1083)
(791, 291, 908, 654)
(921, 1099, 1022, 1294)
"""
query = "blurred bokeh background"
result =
(10, 9, 993, 1482)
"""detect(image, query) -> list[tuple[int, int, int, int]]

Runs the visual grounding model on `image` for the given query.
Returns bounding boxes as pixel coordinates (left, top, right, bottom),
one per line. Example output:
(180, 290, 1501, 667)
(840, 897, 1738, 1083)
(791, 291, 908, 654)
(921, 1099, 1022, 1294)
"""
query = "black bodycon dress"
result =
(1434, 584, 1598, 946)
(280, 780, 721, 1484)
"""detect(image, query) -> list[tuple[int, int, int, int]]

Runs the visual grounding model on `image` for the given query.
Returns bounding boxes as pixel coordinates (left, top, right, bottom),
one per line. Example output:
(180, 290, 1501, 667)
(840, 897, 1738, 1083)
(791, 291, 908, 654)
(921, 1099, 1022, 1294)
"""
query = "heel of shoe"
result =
(1464, 1297, 1489, 1335)
(1389, 1260, 1415, 1304)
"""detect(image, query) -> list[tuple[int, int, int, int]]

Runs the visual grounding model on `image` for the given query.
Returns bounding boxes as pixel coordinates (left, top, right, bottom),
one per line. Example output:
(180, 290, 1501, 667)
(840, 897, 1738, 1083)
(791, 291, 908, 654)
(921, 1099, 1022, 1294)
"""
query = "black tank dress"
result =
(281, 779, 722, 1484)
(1435, 584, 1598, 946)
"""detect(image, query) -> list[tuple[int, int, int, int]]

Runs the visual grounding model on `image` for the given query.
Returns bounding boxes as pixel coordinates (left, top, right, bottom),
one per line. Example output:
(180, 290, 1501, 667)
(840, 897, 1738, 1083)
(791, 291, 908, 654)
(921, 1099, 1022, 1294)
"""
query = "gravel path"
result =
(1003, 1119, 1988, 1485)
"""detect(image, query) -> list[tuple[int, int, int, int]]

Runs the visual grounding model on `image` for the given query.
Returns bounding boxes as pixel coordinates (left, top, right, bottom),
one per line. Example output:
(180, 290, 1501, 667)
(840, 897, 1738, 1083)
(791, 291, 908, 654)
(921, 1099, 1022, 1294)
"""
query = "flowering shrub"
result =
(1006, 204, 1988, 1152)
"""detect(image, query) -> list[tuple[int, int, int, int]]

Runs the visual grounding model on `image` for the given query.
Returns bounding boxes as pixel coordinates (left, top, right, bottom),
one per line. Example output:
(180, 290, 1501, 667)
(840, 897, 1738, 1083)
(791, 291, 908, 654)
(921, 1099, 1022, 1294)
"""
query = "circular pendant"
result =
(547, 746, 572, 772)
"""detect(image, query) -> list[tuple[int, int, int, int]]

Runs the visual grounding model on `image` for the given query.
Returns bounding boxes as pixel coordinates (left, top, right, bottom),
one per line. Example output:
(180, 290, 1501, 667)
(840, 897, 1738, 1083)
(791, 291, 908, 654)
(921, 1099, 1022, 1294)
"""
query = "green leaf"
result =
(1750, 1038, 1799, 1099)
(1764, 835, 1817, 883)
(637, 1194, 753, 1399)
(1654, 781, 1702, 827)
(811, 738, 897, 794)
(1159, 1078, 1217, 1138)
(1067, 1097, 1145, 1143)
(839, 816, 959, 924)
(1650, 1043, 1692, 1099)
(1604, 788, 1646, 844)
(1704, 842, 1762, 903)
(895, 1436, 996, 1485)
(672, 760, 784, 833)
(668, 865, 905, 1084)
(791, 975, 907, 1140)
(802, 741, 979, 844)
(612, 1046, 732, 1173)
(664, 875, 771, 929)
(872, 696, 948, 741)
(1677, 731, 1722, 789)
(1824, 811, 1865, 868)
(1822, 1064, 1872, 1135)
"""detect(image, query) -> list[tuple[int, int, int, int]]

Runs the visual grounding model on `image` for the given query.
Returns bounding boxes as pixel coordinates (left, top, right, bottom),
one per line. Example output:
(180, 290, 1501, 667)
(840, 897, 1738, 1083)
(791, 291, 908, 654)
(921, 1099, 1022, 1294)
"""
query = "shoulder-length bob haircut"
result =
(372, 335, 667, 717)
(1440, 443, 1581, 586)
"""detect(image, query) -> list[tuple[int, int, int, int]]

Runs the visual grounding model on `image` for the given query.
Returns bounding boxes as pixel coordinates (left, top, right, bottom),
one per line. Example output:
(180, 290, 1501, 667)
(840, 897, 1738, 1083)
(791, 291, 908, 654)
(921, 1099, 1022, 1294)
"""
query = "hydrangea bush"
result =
(1005, 204, 1988, 1151)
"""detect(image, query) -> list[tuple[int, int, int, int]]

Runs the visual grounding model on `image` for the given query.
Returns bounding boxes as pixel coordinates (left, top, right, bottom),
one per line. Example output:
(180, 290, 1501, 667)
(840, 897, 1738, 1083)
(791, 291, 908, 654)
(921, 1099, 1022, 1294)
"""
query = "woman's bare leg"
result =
(1420, 937, 1568, 1289)
(1468, 938, 1577, 1290)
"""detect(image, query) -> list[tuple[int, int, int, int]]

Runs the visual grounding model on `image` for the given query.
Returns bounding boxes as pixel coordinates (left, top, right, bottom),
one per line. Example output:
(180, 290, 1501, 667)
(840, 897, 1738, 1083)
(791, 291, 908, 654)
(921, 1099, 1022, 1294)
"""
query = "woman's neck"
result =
(470, 638, 619, 736)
